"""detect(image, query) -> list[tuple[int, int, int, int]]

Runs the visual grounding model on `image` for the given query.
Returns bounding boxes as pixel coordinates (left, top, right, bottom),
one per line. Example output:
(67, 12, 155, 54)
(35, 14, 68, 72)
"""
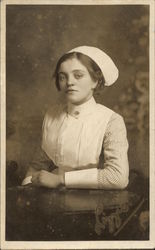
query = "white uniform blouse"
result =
(23, 97, 129, 189)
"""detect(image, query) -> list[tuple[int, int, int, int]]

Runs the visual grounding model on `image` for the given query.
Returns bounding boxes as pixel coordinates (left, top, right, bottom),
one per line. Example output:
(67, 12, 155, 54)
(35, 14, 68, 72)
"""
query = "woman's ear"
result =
(92, 80, 98, 90)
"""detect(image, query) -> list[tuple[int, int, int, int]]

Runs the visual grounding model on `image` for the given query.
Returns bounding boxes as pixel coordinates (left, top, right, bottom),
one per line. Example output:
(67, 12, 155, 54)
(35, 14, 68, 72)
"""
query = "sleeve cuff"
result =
(22, 176, 32, 185)
(65, 168, 98, 189)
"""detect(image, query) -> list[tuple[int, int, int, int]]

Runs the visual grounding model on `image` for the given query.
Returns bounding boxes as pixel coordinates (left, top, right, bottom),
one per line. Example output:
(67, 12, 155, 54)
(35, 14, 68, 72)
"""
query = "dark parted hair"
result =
(53, 52, 105, 91)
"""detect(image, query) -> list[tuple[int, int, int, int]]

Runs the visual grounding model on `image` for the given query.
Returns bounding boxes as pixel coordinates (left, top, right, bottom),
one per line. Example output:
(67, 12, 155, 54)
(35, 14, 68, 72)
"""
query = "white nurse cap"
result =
(67, 45, 119, 86)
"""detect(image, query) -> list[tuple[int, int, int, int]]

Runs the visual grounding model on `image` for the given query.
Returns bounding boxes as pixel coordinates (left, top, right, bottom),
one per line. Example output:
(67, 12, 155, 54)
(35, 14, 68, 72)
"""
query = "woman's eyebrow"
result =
(58, 69, 86, 74)
(58, 71, 66, 74)
(72, 69, 86, 73)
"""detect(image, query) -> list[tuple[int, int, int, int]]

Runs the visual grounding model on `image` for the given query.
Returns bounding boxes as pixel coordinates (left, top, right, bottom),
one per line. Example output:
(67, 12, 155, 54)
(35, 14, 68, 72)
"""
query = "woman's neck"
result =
(67, 97, 96, 118)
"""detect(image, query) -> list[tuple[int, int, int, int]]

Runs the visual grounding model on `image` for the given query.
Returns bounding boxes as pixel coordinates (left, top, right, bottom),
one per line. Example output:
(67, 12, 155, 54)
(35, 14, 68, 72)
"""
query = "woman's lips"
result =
(66, 89, 78, 93)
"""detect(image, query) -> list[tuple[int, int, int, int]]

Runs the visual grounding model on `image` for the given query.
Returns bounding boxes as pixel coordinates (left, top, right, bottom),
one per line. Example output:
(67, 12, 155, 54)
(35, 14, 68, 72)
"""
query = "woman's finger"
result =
(31, 172, 40, 184)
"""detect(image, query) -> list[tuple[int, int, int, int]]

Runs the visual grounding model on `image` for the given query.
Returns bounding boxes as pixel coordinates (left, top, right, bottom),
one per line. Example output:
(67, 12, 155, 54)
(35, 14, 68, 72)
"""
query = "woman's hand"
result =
(31, 170, 64, 188)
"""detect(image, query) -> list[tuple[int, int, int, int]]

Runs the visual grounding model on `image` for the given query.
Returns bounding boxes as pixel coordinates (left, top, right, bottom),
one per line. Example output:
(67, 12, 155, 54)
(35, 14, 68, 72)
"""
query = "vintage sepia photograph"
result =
(0, 0, 155, 249)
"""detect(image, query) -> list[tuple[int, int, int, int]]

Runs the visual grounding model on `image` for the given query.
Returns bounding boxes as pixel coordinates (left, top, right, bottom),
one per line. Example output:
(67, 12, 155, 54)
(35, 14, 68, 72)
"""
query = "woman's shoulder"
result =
(45, 103, 65, 117)
(43, 103, 66, 126)
(96, 103, 124, 120)
(95, 103, 113, 115)
(95, 103, 117, 121)
(106, 111, 127, 135)
(96, 103, 126, 128)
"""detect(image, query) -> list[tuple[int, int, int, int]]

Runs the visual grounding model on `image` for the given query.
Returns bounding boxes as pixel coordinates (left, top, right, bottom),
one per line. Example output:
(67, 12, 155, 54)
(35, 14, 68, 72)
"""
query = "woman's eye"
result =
(74, 73, 83, 79)
(59, 74, 66, 82)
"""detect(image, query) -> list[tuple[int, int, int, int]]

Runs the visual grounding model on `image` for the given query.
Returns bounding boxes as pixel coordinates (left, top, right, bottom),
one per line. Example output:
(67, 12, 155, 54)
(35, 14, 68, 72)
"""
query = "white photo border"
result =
(1, 0, 155, 249)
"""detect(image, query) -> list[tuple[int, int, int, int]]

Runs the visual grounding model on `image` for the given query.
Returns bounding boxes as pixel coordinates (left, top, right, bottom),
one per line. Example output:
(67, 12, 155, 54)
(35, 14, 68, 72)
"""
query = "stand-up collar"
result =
(67, 97, 96, 119)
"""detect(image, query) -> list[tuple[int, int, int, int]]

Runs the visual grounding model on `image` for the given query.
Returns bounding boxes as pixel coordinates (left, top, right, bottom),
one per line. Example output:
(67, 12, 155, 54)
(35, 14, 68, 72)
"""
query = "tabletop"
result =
(6, 181, 149, 241)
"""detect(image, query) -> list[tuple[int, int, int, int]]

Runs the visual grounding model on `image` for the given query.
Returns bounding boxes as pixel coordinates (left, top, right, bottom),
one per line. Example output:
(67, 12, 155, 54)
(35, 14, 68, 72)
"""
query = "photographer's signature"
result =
(95, 202, 129, 235)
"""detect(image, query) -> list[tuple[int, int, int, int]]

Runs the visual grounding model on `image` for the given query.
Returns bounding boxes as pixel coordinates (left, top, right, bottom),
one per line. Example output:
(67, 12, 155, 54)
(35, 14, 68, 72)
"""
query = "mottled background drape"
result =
(6, 5, 149, 180)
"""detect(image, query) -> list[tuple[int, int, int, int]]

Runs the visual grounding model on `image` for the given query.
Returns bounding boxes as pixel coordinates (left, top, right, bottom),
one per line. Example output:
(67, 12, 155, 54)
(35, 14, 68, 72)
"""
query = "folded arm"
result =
(22, 113, 129, 189)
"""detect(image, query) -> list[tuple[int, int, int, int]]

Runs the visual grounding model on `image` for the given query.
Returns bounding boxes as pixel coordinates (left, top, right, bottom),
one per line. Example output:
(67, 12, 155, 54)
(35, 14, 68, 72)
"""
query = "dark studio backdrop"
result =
(6, 4, 149, 183)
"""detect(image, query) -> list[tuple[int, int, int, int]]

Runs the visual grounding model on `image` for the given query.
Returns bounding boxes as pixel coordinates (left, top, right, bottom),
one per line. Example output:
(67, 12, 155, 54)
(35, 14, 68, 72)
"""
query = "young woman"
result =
(22, 46, 129, 189)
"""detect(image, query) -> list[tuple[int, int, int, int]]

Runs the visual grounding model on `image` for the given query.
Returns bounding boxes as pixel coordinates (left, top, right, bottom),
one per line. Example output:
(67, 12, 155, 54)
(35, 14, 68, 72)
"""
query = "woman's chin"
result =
(66, 95, 80, 105)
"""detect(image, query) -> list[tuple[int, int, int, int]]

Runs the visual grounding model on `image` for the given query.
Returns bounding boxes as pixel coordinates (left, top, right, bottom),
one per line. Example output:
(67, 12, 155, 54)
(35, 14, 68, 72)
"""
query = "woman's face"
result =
(58, 58, 98, 105)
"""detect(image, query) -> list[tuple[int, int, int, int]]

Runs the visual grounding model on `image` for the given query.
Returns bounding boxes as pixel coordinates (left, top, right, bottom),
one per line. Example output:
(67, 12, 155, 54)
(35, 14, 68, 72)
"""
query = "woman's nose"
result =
(66, 76, 74, 86)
